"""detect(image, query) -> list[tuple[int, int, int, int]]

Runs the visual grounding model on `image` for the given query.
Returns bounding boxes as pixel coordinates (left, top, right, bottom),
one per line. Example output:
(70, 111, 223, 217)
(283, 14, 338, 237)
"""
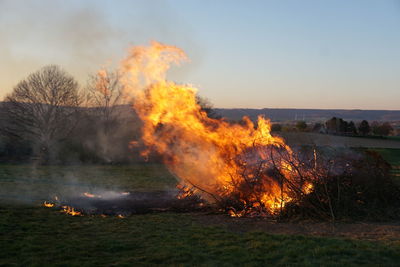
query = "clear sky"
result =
(1, 0, 399, 109)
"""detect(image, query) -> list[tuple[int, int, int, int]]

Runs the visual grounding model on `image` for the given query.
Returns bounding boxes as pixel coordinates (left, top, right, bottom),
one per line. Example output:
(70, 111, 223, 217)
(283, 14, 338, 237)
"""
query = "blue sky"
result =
(1, 0, 399, 109)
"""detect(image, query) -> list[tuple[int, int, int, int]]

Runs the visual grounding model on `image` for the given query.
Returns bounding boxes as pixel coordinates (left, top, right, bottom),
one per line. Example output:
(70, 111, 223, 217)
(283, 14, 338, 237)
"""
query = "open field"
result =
(280, 132, 400, 149)
(1, 163, 400, 265)
(370, 148, 400, 179)
(0, 164, 175, 203)
(280, 133, 400, 182)
(2, 204, 400, 266)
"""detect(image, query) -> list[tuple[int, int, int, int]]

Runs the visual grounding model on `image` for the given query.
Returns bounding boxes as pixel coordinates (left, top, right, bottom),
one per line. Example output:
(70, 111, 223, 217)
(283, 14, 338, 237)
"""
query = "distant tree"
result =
(371, 121, 380, 136)
(372, 122, 393, 136)
(338, 119, 348, 134)
(271, 123, 282, 132)
(312, 122, 324, 133)
(86, 69, 126, 134)
(358, 120, 370, 136)
(380, 122, 394, 136)
(325, 117, 354, 135)
(326, 117, 337, 134)
(85, 69, 135, 163)
(326, 117, 340, 134)
(296, 121, 307, 131)
(347, 121, 357, 135)
(2, 65, 81, 163)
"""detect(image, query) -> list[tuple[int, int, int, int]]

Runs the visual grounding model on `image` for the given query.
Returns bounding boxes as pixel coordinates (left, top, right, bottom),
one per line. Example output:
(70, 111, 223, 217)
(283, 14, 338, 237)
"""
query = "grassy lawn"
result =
(0, 163, 176, 203)
(1, 163, 400, 265)
(2, 205, 400, 266)
(370, 148, 400, 166)
(369, 148, 400, 182)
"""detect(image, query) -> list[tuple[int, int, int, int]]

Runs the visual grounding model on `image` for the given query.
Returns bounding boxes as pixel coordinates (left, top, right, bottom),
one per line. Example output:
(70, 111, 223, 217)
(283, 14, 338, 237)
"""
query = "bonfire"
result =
(120, 41, 314, 217)
(44, 42, 400, 221)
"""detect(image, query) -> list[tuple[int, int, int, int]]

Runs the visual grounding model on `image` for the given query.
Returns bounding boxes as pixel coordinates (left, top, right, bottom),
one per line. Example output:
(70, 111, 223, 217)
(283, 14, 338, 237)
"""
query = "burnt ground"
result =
(194, 213, 400, 241)
(57, 190, 207, 216)
(56, 190, 400, 242)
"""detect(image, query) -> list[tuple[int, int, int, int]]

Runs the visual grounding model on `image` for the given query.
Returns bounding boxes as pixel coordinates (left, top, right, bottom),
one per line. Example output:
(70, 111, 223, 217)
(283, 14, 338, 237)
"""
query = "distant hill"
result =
(214, 108, 400, 122)
(1, 102, 399, 123)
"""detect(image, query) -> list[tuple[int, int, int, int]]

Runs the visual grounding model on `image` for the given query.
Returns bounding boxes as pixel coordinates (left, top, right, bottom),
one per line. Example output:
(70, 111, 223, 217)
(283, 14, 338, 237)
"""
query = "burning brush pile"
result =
(45, 42, 400, 221)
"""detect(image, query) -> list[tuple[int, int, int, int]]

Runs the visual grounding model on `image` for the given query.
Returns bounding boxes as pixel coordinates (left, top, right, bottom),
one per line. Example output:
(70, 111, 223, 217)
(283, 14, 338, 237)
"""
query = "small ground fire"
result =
(43, 190, 206, 217)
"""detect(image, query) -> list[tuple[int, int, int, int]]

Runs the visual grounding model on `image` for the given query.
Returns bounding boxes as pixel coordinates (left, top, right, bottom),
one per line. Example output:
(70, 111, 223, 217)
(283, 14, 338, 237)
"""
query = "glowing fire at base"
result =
(43, 201, 55, 208)
(42, 191, 142, 218)
(83, 192, 101, 198)
(118, 41, 313, 217)
(60, 206, 82, 216)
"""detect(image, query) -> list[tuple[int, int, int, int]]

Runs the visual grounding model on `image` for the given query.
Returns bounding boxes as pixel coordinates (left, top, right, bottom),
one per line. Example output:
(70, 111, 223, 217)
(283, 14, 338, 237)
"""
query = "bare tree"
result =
(2, 65, 81, 162)
(86, 69, 125, 133)
(85, 69, 128, 162)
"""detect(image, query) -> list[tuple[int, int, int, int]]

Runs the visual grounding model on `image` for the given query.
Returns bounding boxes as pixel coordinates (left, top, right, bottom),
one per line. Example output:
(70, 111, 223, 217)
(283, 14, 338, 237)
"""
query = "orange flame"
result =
(61, 206, 82, 216)
(120, 41, 312, 216)
(83, 192, 96, 198)
(43, 201, 55, 208)
(83, 192, 102, 198)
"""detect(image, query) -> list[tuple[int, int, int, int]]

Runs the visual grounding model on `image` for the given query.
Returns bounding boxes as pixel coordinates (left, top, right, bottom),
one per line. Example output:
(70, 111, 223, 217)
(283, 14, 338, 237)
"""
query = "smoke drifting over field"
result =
(0, 1, 123, 96)
(0, 0, 197, 100)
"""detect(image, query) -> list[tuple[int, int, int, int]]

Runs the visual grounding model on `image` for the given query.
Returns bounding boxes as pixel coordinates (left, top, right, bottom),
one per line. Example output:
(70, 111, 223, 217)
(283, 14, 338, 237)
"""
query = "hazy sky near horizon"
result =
(1, 0, 399, 110)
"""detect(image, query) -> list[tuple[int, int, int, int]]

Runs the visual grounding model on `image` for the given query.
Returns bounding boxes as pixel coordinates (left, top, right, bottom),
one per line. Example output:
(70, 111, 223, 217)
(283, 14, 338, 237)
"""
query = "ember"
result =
(43, 201, 55, 208)
(61, 206, 82, 216)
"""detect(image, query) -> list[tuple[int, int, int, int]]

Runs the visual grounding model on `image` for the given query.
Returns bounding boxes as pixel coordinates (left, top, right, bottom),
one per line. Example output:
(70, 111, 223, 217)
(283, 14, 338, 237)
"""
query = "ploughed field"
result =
(1, 160, 400, 265)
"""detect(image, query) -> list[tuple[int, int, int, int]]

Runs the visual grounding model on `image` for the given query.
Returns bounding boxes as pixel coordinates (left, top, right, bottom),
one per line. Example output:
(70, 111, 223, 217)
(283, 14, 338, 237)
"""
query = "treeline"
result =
(0, 65, 144, 164)
(272, 117, 396, 137)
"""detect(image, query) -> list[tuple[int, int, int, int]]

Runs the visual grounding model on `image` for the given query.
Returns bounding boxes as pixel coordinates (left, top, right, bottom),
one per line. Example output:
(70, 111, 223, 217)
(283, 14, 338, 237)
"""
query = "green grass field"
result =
(370, 148, 400, 166)
(0, 163, 176, 203)
(1, 163, 400, 265)
(369, 148, 400, 181)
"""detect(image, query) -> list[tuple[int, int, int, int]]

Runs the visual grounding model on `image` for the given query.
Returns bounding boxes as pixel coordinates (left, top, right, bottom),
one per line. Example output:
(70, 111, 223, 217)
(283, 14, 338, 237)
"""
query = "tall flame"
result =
(120, 41, 311, 215)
